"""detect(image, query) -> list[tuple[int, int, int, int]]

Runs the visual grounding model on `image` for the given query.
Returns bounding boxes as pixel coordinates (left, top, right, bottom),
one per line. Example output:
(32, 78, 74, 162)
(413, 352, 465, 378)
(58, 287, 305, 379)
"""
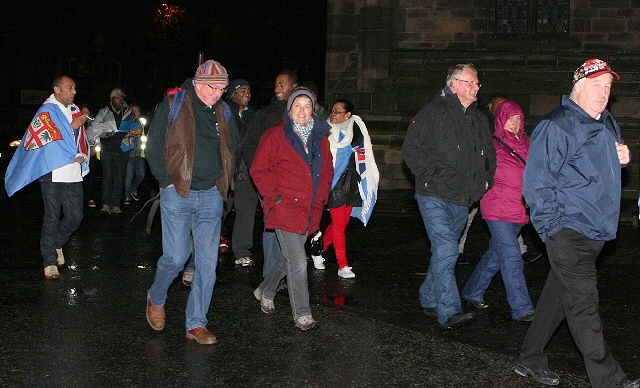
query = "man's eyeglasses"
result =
(331, 110, 346, 115)
(207, 85, 228, 93)
(454, 78, 482, 88)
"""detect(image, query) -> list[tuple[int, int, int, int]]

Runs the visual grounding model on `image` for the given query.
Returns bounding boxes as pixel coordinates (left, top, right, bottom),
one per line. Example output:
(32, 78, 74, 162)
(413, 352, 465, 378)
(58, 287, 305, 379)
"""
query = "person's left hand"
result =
(615, 142, 630, 164)
(75, 155, 85, 163)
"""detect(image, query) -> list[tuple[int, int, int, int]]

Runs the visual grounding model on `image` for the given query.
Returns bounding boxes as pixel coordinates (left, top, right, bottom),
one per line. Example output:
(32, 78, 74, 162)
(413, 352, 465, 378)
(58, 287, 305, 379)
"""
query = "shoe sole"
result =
(185, 332, 217, 345)
(295, 321, 317, 330)
(442, 313, 476, 329)
(261, 305, 275, 314)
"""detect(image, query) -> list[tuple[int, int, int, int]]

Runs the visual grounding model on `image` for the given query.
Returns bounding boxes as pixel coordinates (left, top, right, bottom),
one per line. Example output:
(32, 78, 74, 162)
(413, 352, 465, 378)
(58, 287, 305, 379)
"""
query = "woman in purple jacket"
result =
(462, 100, 535, 322)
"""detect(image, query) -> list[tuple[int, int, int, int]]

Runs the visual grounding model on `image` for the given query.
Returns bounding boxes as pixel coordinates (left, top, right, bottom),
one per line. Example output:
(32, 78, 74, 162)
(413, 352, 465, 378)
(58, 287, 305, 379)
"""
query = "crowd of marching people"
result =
(4, 57, 638, 386)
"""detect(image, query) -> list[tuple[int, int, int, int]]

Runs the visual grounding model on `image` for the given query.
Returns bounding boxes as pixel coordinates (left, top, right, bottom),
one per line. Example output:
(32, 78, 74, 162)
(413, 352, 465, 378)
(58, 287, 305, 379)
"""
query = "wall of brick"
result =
(326, 0, 640, 197)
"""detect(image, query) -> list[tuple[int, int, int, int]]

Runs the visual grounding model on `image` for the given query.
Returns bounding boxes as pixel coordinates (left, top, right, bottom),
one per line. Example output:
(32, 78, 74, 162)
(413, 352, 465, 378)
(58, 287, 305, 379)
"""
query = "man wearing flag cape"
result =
(4, 75, 90, 279)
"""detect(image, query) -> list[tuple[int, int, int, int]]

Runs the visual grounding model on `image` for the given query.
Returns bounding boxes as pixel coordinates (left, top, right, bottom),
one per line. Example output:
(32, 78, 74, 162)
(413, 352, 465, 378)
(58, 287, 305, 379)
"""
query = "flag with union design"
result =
(24, 112, 64, 150)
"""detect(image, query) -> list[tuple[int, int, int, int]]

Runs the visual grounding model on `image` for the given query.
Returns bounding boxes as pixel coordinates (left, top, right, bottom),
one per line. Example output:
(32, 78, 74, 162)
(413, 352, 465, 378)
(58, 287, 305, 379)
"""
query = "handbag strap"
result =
(493, 135, 526, 165)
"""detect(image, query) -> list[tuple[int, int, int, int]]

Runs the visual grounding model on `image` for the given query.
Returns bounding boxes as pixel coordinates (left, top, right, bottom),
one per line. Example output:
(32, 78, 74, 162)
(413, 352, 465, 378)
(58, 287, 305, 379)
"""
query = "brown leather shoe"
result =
(186, 327, 218, 345)
(146, 294, 165, 331)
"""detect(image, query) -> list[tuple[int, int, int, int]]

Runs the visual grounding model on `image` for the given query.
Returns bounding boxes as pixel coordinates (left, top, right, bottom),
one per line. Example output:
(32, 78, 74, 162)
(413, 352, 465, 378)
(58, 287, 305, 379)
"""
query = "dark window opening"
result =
(496, 0, 569, 35)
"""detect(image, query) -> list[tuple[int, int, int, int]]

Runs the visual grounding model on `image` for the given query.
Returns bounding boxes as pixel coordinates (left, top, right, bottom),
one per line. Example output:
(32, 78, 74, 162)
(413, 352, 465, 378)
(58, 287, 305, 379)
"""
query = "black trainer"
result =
(514, 363, 559, 386)
(423, 307, 438, 318)
(442, 312, 475, 329)
(614, 378, 640, 388)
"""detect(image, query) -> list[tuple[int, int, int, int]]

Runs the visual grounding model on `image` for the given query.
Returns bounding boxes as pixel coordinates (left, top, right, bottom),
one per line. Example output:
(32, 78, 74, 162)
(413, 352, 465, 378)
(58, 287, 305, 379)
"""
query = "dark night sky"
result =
(2, 0, 328, 110)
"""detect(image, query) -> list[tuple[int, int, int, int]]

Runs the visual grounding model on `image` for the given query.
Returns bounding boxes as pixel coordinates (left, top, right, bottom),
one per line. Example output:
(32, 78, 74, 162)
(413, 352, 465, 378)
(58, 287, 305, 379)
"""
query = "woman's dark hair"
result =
(333, 99, 354, 114)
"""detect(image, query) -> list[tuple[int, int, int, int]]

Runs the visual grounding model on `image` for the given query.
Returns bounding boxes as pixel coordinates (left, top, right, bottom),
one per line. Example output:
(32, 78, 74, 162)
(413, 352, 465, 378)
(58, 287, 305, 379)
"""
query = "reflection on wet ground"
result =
(0, 188, 638, 386)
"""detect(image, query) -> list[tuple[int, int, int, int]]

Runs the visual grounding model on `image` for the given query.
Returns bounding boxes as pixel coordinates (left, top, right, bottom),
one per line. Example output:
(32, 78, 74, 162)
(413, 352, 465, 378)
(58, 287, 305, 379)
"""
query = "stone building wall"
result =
(326, 0, 640, 197)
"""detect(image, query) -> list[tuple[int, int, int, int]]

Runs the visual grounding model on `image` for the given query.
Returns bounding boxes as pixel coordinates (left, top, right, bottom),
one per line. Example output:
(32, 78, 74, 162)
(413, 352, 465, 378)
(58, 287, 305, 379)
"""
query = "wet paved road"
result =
(1, 186, 638, 387)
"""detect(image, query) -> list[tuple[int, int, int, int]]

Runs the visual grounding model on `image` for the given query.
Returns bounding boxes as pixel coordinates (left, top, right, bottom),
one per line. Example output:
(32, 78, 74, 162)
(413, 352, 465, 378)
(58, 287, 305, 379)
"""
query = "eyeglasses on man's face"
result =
(454, 78, 482, 88)
(330, 110, 346, 115)
(207, 85, 228, 93)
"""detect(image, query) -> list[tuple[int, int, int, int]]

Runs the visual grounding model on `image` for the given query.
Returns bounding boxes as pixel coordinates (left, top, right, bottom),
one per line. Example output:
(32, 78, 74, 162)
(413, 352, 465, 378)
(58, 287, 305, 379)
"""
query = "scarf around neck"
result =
(293, 117, 314, 147)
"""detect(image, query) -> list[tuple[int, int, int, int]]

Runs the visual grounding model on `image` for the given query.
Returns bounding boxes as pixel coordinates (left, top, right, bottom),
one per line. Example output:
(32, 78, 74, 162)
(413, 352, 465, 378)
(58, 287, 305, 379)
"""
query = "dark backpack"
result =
(167, 89, 188, 126)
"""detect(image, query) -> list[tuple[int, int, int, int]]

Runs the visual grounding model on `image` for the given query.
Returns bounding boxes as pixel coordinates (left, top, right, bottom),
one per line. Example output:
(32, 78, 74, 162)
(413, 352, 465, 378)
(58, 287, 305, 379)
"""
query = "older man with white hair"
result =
(515, 58, 637, 388)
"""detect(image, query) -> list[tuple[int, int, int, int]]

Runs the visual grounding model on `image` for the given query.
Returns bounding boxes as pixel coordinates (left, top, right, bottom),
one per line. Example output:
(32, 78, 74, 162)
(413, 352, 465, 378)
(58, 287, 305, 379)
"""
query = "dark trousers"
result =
(100, 150, 129, 207)
(518, 228, 626, 387)
(83, 154, 100, 202)
(231, 178, 259, 259)
(40, 180, 83, 267)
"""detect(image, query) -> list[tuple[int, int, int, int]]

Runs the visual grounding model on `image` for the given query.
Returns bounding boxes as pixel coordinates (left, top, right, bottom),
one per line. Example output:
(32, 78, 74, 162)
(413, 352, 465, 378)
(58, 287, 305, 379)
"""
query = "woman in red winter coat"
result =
(461, 100, 535, 322)
(250, 88, 334, 331)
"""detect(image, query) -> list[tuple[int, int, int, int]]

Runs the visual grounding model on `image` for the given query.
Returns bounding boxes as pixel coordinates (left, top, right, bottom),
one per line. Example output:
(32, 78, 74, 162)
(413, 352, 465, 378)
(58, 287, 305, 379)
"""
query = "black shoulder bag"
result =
(493, 135, 526, 165)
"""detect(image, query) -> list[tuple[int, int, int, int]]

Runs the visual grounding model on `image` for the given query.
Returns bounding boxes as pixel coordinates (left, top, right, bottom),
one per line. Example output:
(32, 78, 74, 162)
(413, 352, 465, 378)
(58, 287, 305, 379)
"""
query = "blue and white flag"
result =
(5, 103, 87, 197)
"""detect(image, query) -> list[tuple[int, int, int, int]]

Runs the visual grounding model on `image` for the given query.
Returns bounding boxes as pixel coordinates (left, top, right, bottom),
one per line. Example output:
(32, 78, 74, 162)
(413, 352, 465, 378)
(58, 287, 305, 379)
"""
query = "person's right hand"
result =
(71, 115, 89, 129)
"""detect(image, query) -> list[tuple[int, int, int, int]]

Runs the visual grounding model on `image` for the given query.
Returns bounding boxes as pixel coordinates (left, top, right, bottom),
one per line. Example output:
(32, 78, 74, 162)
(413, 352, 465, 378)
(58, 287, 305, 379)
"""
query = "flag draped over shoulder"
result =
(119, 107, 143, 152)
(350, 115, 379, 226)
(4, 103, 88, 197)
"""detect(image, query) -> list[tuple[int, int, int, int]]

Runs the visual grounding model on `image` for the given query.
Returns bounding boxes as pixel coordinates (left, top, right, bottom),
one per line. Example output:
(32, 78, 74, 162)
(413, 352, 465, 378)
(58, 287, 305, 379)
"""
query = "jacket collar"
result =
(562, 95, 613, 122)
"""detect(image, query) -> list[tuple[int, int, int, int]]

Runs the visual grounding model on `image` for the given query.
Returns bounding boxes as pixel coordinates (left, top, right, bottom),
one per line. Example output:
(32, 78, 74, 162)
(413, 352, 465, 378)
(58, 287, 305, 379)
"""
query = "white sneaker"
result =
(254, 288, 275, 314)
(182, 271, 194, 287)
(338, 266, 355, 278)
(234, 257, 254, 267)
(56, 248, 65, 266)
(44, 265, 60, 280)
(295, 315, 317, 330)
(311, 255, 325, 269)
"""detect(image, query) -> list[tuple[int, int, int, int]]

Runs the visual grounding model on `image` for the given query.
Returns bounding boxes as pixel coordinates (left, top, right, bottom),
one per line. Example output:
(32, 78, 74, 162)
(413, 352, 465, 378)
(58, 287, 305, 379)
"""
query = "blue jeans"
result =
(416, 195, 468, 325)
(148, 186, 223, 331)
(258, 230, 311, 320)
(40, 180, 83, 267)
(124, 156, 146, 199)
(462, 220, 534, 320)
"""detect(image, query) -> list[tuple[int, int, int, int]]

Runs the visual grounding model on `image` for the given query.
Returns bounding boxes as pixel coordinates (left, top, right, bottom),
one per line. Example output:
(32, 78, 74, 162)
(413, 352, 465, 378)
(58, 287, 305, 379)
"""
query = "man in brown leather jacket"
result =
(144, 59, 237, 345)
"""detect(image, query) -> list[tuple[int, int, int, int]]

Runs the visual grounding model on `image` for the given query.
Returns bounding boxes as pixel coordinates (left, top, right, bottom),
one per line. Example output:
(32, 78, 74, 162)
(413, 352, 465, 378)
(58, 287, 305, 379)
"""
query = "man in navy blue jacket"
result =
(515, 59, 637, 388)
